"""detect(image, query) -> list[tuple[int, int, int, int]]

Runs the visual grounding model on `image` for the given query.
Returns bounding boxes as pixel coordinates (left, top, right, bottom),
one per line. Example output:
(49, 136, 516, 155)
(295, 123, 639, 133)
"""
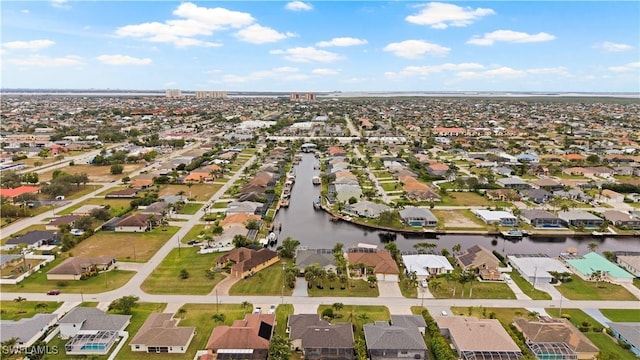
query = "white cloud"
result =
(316, 37, 368, 47)
(594, 41, 633, 53)
(235, 24, 295, 44)
(215, 66, 307, 83)
(270, 47, 342, 63)
(383, 40, 450, 59)
(115, 2, 254, 47)
(285, 1, 313, 11)
(385, 62, 484, 79)
(467, 30, 555, 46)
(406, 2, 495, 29)
(456, 66, 570, 79)
(312, 68, 340, 75)
(51, 0, 70, 9)
(7, 55, 82, 67)
(20, 9, 29, 14)
(2, 39, 55, 51)
(526, 67, 570, 76)
(97, 55, 152, 65)
(608, 62, 640, 72)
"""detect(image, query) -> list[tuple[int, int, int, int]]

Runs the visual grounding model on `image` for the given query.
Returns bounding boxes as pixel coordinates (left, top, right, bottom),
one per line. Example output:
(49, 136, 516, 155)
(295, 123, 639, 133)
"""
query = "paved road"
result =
(352, 145, 391, 203)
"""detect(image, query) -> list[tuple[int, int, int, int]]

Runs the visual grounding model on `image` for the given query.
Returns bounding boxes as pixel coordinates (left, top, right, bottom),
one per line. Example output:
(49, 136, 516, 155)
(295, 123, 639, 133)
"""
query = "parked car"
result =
(441, 310, 448, 316)
(267, 305, 276, 314)
(70, 229, 85, 236)
(47, 289, 60, 295)
(187, 240, 200, 245)
(420, 279, 428, 288)
(253, 307, 262, 314)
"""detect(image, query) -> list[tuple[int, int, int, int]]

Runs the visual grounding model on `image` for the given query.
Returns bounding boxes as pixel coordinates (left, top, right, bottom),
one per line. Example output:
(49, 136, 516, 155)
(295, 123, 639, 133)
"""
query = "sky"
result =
(1, 1, 639, 92)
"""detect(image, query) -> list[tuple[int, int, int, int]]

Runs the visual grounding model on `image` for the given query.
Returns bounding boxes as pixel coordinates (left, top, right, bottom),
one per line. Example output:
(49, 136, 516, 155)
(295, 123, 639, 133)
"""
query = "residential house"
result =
(58, 307, 131, 355)
(46, 215, 81, 231)
(601, 211, 640, 229)
(497, 177, 531, 190)
(557, 210, 604, 228)
(328, 146, 346, 156)
(507, 255, 572, 286)
(607, 323, 640, 357)
(47, 256, 115, 280)
(486, 189, 520, 202)
(513, 317, 598, 360)
(391, 315, 427, 335)
(472, 210, 518, 226)
(226, 201, 264, 215)
(519, 189, 552, 204)
(347, 250, 399, 282)
(131, 177, 154, 189)
(104, 188, 139, 199)
(129, 313, 196, 354)
(200, 313, 275, 360)
(601, 189, 625, 203)
(616, 254, 640, 277)
(563, 252, 634, 284)
(215, 248, 280, 279)
(531, 178, 564, 192)
(334, 184, 363, 204)
(399, 207, 438, 227)
(520, 209, 565, 228)
(553, 189, 587, 202)
(114, 214, 162, 232)
(344, 201, 391, 218)
(4, 230, 58, 250)
(0, 186, 40, 203)
(436, 316, 523, 360)
(0, 314, 58, 351)
(363, 319, 427, 360)
(426, 162, 449, 177)
(400, 176, 440, 202)
(401, 254, 453, 279)
(140, 201, 171, 216)
(456, 245, 501, 281)
(287, 314, 355, 360)
(295, 249, 338, 274)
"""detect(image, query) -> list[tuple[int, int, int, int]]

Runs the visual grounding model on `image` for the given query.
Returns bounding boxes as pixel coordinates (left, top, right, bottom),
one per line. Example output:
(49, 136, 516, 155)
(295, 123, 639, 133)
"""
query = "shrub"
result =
(321, 308, 334, 319)
(56, 281, 69, 288)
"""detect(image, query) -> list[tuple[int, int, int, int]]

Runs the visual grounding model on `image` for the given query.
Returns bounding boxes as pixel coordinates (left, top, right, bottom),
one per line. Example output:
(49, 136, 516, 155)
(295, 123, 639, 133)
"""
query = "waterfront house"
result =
(347, 250, 400, 282)
(472, 210, 518, 226)
(601, 211, 640, 229)
(399, 207, 438, 227)
(520, 209, 565, 228)
(343, 201, 391, 218)
(557, 210, 604, 228)
(563, 252, 634, 284)
(295, 249, 338, 274)
(216, 248, 279, 279)
(456, 245, 501, 281)
(402, 254, 453, 278)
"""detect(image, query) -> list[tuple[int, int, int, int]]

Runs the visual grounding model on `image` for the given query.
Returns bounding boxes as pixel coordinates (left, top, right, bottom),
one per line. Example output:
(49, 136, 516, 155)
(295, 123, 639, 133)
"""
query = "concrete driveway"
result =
(377, 281, 403, 298)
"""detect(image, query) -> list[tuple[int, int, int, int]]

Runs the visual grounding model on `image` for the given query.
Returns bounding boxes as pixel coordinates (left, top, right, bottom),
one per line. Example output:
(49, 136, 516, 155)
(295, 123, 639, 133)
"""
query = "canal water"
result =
(274, 153, 639, 255)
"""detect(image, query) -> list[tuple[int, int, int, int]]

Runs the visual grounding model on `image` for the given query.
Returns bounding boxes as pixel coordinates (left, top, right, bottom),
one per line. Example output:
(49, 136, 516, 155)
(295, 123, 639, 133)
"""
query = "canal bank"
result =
(273, 153, 640, 255)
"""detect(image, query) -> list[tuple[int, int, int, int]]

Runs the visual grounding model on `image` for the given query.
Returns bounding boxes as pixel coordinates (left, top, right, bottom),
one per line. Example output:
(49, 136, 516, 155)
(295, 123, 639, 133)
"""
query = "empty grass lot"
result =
(555, 275, 637, 300)
(57, 198, 132, 216)
(432, 209, 486, 229)
(141, 247, 227, 295)
(600, 309, 640, 322)
(439, 192, 492, 206)
(307, 279, 379, 297)
(545, 308, 637, 360)
(159, 184, 222, 201)
(0, 300, 62, 320)
(70, 226, 180, 262)
(40, 164, 144, 182)
(451, 307, 529, 326)
(177, 202, 203, 215)
(317, 305, 390, 338)
(275, 304, 294, 335)
(428, 276, 516, 299)
(228, 260, 294, 296)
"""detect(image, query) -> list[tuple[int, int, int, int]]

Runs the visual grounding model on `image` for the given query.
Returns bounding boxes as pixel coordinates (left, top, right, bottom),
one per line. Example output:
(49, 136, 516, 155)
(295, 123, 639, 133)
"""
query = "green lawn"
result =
(317, 305, 390, 338)
(509, 270, 552, 300)
(2, 260, 135, 294)
(212, 201, 231, 208)
(399, 276, 418, 298)
(228, 260, 294, 296)
(439, 192, 491, 206)
(0, 300, 62, 320)
(451, 307, 529, 326)
(65, 185, 103, 200)
(600, 309, 640, 322)
(307, 279, 379, 297)
(275, 304, 294, 335)
(158, 184, 222, 201)
(428, 275, 516, 299)
(57, 197, 132, 216)
(634, 278, 640, 289)
(381, 182, 400, 192)
(177, 202, 203, 215)
(141, 247, 227, 295)
(555, 275, 637, 300)
(545, 308, 637, 360)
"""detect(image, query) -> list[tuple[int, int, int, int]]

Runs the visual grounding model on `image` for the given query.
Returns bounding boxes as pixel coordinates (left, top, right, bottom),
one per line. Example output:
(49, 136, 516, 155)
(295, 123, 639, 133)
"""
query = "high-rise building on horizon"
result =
(290, 92, 316, 101)
(165, 89, 182, 98)
(195, 91, 228, 99)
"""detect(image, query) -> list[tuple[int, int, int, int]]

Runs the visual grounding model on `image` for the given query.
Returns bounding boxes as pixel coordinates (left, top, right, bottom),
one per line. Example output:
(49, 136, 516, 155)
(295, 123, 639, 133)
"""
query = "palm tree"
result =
(332, 302, 344, 316)
(34, 303, 49, 313)
(452, 243, 462, 255)
(241, 301, 251, 309)
(13, 297, 26, 311)
(176, 308, 187, 319)
(587, 241, 599, 253)
(367, 275, 378, 288)
(357, 313, 370, 323)
(211, 313, 226, 323)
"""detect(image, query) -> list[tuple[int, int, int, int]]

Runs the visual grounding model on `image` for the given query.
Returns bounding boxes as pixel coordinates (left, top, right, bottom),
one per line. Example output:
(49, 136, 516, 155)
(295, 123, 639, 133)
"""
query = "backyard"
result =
(140, 247, 227, 295)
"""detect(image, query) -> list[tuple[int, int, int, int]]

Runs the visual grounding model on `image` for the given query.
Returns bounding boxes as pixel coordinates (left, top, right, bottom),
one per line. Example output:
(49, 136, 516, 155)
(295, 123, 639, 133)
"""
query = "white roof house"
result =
(472, 210, 518, 226)
(402, 254, 454, 277)
(507, 255, 569, 286)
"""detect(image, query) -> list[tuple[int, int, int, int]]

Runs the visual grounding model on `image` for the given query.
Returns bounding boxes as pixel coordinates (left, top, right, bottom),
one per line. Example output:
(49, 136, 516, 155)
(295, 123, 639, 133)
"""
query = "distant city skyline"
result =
(1, 1, 638, 92)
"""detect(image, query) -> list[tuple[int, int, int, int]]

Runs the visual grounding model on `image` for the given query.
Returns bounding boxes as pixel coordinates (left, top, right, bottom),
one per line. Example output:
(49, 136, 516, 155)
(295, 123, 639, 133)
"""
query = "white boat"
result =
(312, 176, 321, 185)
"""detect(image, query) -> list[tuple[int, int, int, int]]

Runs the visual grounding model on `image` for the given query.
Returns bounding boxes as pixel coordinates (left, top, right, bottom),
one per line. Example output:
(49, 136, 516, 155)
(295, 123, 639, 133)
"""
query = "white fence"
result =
(0, 254, 55, 285)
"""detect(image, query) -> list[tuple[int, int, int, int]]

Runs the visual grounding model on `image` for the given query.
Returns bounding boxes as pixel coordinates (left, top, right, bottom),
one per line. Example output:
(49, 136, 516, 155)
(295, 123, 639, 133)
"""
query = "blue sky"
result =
(1, 1, 638, 92)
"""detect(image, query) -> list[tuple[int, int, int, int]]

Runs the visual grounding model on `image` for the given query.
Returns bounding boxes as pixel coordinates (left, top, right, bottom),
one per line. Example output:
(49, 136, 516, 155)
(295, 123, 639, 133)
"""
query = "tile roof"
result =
(347, 250, 399, 275)
(206, 314, 275, 350)
(513, 318, 598, 354)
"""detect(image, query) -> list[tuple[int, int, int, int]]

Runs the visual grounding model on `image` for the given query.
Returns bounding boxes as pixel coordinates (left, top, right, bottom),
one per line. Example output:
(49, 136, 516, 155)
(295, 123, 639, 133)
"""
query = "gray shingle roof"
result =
(59, 307, 130, 331)
(1, 314, 58, 343)
(363, 321, 426, 351)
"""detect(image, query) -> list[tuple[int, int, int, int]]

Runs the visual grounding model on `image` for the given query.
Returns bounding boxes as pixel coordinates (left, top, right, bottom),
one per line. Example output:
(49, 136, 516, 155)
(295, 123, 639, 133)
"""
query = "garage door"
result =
(377, 273, 398, 282)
